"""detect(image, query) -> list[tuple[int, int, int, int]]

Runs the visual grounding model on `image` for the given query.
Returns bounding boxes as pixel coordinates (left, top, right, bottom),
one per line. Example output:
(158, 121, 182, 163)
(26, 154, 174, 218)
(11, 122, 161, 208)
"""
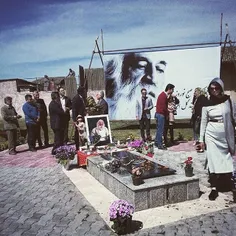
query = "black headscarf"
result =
(205, 78, 229, 106)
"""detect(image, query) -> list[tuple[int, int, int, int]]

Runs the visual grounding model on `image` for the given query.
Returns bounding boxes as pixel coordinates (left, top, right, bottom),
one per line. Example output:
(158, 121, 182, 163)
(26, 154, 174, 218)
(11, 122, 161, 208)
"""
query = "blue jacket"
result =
(22, 102, 40, 124)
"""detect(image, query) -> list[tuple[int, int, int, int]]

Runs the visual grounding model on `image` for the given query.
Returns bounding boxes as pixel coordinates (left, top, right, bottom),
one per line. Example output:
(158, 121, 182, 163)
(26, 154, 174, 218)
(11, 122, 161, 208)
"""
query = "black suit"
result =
(59, 96, 72, 143)
(96, 98, 108, 114)
(34, 98, 49, 146)
(72, 94, 85, 150)
(49, 100, 65, 154)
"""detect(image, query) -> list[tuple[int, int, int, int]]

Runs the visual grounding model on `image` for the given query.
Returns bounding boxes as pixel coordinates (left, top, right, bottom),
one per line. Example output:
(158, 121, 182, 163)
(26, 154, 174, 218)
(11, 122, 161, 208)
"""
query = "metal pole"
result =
(102, 41, 231, 55)
(220, 13, 223, 45)
(101, 29, 104, 54)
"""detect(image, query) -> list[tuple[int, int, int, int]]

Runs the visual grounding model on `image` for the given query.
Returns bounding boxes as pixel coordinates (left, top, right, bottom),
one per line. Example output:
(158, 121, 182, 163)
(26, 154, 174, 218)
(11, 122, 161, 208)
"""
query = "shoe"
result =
(208, 189, 218, 201)
(197, 149, 204, 153)
(44, 143, 50, 148)
(9, 151, 17, 155)
(158, 146, 167, 150)
(29, 148, 37, 152)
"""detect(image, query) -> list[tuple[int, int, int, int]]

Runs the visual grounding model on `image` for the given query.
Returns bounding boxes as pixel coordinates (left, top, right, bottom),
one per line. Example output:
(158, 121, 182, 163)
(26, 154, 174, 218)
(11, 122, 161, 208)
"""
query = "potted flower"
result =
(109, 199, 134, 235)
(231, 171, 236, 203)
(131, 166, 143, 186)
(184, 157, 193, 177)
(55, 145, 77, 170)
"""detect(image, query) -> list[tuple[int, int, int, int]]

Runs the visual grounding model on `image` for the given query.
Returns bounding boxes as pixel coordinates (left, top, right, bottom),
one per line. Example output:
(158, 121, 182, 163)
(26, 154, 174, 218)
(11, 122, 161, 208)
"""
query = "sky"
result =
(0, 0, 236, 80)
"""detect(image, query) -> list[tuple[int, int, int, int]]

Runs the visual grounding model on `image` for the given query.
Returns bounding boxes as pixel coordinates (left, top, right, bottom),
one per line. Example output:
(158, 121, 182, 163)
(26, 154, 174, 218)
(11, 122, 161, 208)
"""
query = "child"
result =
(75, 115, 87, 146)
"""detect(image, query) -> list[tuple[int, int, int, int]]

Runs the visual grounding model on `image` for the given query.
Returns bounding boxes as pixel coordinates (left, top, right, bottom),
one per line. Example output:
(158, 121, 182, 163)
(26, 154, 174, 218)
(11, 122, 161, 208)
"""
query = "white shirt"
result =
(60, 96, 66, 111)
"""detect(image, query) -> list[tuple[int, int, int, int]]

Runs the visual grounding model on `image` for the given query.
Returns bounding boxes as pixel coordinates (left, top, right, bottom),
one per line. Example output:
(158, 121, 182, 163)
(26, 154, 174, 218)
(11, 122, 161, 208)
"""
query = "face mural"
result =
(104, 46, 221, 120)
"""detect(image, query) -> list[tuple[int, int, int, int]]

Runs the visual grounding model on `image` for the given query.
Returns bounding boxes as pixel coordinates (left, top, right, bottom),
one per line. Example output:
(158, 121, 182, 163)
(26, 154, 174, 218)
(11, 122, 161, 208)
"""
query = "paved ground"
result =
(1, 143, 236, 236)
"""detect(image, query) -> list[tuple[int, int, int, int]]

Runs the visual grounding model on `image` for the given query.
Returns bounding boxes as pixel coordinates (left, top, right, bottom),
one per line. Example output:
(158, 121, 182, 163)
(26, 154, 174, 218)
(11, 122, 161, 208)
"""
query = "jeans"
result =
(155, 113, 165, 147)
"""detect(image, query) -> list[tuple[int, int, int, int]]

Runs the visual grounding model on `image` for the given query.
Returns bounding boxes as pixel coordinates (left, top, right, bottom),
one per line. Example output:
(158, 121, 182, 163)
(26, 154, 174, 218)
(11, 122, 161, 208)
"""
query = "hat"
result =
(76, 114, 83, 119)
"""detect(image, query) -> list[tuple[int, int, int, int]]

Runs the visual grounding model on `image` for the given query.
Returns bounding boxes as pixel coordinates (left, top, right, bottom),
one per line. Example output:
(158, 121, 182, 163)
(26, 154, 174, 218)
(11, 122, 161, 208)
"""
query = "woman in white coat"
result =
(199, 77, 236, 200)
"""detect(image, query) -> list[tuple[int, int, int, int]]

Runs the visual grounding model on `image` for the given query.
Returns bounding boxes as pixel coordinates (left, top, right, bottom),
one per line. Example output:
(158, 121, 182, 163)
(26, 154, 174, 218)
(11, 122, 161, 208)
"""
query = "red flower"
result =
(147, 153, 154, 158)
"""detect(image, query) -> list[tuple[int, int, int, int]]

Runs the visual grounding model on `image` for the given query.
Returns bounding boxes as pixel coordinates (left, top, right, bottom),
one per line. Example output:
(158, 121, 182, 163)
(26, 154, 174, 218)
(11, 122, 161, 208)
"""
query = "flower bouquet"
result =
(184, 157, 193, 177)
(128, 140, 143, 153)
(55, 145, 77, 170)
(109, 199, 134, 234)
(131, 166, 144, 186)
(141, 142, 154, 158)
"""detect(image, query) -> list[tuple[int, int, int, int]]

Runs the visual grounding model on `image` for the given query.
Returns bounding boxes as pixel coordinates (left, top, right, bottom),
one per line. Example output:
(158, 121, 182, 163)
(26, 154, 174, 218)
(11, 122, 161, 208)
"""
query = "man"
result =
(136, 88, 153, 141)
(72, 86, 86, 150)
(67, 68, 75, 77)
(49, 92, 65, 155)
(1, 97, 22, 155)
(91, 119, 110, 146)
(43, 75, 50, 91)
(105, 52, 167, 119)
(58, 87, 72, 144)
(22, 94, 40, 152)
(155, 84, 175, 150)
(33, 90, 49, 147)
(96, 91, 108, 114)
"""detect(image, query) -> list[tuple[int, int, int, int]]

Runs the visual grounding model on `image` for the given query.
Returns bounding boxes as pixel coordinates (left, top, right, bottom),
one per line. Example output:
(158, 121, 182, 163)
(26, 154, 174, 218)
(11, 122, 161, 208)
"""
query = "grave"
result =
(87, 150, 199, 211)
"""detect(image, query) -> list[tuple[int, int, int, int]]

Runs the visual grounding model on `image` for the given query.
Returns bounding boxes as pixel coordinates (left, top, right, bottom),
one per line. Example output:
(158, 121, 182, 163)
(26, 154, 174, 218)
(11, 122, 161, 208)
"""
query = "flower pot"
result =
(111, 216, 132, 235)
(185, 167, 193, 177)
(132, 176, 143, 186)
(64, 160, 70, 170)
(232, 188, 236, 203)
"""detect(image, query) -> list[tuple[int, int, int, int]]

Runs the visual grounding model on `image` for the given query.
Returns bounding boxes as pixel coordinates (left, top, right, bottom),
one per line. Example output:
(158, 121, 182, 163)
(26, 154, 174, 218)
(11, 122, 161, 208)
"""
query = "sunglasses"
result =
(210, 86, 221, 91)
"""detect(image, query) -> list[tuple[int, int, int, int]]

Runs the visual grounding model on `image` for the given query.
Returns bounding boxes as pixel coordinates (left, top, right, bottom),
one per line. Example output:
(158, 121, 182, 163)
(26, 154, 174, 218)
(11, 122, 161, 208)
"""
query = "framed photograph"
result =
(85, 114, 112, 146)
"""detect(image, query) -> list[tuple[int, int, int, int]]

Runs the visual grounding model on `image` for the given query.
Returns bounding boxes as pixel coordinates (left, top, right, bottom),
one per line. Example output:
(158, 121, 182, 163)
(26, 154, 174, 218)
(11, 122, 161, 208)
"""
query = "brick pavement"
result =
(0, 143, 236, 235)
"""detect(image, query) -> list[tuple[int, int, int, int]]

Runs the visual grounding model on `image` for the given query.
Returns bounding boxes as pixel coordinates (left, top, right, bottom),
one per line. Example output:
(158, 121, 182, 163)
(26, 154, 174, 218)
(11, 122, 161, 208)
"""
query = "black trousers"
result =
(6, 129, 17, 152)
(26, 123, 37, 149)
(63, 121, 69, 143)
(52, 128, 64, 154)
(209, 172, 232, 192)
(164, 124, 174, 145)
(74, 128, 80, 150)
(40, 118, 49, 145)
(139, 117, 150, 141)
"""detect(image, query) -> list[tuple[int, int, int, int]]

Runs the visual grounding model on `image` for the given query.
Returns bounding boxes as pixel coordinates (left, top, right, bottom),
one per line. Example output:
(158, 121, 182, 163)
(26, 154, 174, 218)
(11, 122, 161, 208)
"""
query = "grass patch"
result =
(0, 118, 193, 147)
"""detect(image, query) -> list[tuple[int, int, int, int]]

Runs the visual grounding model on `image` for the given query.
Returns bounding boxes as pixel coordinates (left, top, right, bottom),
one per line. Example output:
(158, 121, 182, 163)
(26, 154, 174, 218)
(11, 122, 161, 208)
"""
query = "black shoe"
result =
(158, 146, 167, 150)
(208, 189, 218, 201)
(44, 143, 50, 148)
(29, 148, 37, 152)
(9, 151, 17, 155)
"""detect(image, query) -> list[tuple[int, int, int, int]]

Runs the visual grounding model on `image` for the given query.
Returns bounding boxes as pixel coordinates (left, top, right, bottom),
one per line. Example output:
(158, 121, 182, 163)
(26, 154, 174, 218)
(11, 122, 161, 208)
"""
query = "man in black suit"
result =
(96, 91, 108, 114)
(49, 92, 65, 155)
(58, 87, 72, 144)
(33, 91, 49, 147)
(72, 86, 86, 150)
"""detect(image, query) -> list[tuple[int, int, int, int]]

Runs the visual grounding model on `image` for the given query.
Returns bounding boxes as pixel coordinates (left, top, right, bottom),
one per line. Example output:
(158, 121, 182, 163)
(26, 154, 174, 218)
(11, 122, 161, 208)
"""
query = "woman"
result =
(191, 87, 208, 146)
(199, 78, 235, 200)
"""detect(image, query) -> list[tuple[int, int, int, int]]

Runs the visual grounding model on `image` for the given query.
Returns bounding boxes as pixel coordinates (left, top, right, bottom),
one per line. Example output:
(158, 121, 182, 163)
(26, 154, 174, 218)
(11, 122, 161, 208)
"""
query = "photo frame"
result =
(85, 114, 112, 146)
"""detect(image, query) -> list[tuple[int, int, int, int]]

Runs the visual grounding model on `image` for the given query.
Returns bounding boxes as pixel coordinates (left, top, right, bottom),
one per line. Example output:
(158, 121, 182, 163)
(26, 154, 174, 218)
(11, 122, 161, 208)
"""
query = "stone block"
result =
(87, 155, 199, 211)
(149, 187, 166, 208)
(168, 183, 187, 204)
(187, 180, 200, 200)
(134, 190, 148, 211)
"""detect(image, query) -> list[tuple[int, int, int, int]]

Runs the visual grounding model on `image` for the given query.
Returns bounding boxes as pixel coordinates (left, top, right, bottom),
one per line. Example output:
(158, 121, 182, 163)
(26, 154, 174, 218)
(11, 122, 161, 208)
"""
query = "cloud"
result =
(0, 0, 236, 79)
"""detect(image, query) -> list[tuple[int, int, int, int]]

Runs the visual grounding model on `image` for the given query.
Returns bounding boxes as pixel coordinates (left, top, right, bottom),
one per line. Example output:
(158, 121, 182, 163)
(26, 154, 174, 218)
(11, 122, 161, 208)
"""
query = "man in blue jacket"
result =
(22, 94, 40, 152)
